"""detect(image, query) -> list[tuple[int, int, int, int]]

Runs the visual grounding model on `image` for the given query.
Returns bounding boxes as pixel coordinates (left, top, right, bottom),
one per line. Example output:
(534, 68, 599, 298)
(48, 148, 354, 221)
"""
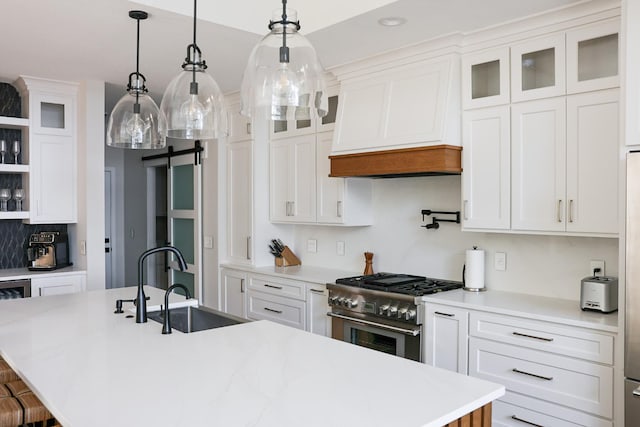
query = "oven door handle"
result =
(327, 312, 421, 336)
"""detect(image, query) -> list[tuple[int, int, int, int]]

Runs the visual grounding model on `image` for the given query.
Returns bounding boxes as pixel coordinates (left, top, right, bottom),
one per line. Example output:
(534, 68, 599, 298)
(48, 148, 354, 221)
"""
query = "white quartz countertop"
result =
(419, 289, 618, 333)
(221, 263, 360, 284)
(0, 287, 503, 427)
(0, 266, 86, 281)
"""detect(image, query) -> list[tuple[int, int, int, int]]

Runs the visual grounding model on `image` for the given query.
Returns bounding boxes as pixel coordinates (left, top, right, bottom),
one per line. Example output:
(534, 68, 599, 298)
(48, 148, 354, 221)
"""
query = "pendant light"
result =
(160, 0, 226, 140)
(240, 0, 328, 121)
(107, 11, 166, 149)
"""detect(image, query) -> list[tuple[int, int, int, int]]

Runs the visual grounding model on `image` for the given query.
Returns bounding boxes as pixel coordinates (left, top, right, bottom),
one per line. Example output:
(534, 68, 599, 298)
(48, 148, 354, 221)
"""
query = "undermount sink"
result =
(147, 305, 245, 333)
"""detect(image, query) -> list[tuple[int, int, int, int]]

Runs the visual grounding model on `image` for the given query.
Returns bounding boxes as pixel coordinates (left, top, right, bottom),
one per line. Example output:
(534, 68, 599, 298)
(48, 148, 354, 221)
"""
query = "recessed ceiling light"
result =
(378, 17, 407, 27)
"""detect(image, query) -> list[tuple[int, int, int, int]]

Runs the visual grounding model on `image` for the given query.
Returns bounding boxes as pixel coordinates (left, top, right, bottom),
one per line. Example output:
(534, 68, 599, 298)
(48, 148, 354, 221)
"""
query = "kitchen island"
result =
(0, 287, 503, 426)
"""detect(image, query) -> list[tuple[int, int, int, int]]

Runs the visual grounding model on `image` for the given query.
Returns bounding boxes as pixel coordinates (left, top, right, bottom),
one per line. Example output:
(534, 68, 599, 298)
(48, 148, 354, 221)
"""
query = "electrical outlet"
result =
(307, 239, 317, 253)
(203, 236, 213, 249)
(590, 260, 605, 277)
(494, 252, 506, 271)
(80, 240, 86, 256)
(336, 241, 345, 256)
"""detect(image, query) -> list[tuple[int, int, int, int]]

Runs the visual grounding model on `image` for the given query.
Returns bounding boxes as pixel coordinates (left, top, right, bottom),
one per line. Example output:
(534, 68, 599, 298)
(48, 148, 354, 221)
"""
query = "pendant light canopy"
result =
(160, 0, 226, 140)
(240, 0, 328, 121)
(107, 10, 166, 149)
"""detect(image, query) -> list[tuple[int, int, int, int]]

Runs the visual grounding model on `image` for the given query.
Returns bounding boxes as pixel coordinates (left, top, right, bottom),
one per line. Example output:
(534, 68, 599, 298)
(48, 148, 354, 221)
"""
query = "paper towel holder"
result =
(463, 246, 487, 292)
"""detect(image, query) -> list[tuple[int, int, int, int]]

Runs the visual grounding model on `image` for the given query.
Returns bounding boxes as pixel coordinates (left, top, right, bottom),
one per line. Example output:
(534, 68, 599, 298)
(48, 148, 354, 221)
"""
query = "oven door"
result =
(329, 312, 422, 362)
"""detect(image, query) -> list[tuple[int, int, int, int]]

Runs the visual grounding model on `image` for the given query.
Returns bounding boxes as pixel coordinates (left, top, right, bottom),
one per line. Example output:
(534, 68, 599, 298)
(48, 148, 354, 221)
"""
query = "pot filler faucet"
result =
(136, 246, 188, 323)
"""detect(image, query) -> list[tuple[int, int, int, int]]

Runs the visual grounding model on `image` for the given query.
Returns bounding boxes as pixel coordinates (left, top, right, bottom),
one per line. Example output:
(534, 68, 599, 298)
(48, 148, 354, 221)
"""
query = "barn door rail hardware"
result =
(141, 140, 204, 168)
(421, 210, 460, 230)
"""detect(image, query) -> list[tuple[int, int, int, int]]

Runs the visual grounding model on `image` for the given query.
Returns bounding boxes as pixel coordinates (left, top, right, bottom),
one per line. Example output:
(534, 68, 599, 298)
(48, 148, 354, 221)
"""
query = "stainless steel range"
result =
(328, 273, 463, 362)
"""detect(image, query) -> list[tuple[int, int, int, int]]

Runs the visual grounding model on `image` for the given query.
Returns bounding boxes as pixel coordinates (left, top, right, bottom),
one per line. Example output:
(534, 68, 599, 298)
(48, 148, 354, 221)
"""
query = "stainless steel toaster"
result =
(580, 276, 618, 313)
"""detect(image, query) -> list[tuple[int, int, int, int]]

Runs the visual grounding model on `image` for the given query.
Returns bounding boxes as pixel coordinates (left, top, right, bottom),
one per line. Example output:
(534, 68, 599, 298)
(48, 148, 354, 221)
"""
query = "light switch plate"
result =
(204, 236, 213, 249)
(307, 239, 317, 253)
(494, 252, 506, 271)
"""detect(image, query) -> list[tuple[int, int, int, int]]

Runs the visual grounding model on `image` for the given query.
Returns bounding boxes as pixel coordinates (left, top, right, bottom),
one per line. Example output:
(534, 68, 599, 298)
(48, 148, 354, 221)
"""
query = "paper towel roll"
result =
(464, 248, 485, 290)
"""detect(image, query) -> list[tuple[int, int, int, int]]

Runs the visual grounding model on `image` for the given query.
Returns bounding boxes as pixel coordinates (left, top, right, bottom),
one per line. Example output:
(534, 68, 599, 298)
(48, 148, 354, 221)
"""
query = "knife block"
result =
(275, 246, 301, 267)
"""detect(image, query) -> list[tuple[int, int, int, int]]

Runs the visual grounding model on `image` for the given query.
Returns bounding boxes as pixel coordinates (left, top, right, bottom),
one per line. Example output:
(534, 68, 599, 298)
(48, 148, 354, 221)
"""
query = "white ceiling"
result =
(0, 0, 582, 110)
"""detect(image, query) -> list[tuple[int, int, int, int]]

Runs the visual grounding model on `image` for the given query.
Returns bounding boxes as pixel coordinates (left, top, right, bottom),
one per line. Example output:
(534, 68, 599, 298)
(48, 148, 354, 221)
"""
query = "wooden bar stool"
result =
(0, 398, 21, 427)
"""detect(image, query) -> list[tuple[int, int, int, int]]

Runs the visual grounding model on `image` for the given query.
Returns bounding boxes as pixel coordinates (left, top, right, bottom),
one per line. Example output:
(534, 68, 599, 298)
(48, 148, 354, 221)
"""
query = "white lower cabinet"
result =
(424, 304, 469, 374)
(220, 268, 246, 318)
(219, 269, 331, 336)
(423, 302, 616, 425)
(30, 273, 85, 297)
(306, 284, 331, 337)
(493, 392, 612, 427)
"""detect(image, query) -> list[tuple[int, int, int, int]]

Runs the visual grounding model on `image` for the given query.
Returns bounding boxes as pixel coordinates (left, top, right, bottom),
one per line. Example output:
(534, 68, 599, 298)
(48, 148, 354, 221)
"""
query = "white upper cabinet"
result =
(226, 101, 252, 143)
(511, 98, 567, 232)
(15, 77, 78, 224)
(565, 89, 619, 235)
(462, 47, 510, 109)
(462, 106, 511, 230)
(270, 134, 317, 223)
(566, 19, 619, 94)
(316, 131, 372, 225)
(511, 34, 566, 102)
(332, 56, 459, 154)
(227, 140, 253, 263)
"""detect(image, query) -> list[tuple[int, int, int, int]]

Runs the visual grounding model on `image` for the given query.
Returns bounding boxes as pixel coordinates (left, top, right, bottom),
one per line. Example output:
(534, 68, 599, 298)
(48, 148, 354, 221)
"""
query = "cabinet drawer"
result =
(248, 275, 305, 301)
(247, 291, 306, 330)
(469, 311, 613, 364)
(494, 392, 612, 427)
(469, 337, 612, 418)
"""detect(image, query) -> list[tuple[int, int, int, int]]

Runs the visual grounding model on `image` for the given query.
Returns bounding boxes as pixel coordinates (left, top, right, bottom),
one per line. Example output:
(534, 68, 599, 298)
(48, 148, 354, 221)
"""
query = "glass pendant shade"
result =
(160, 64, 226, 140)
(106, 10, 166, 150)
(107, 88, 166, 149)
(240, 8, 328, 121)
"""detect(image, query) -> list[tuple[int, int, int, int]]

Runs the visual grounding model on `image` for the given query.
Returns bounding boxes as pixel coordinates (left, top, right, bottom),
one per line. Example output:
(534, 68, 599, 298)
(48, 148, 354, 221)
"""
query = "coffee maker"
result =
(27, 231, 70, 271)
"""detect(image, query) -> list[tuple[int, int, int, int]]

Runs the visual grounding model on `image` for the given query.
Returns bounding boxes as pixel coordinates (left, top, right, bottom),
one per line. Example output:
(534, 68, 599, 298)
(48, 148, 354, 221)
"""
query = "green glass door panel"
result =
(171, 270, 194, 297)
(172, 218, 194, 264)
(172, 164, 194, 210)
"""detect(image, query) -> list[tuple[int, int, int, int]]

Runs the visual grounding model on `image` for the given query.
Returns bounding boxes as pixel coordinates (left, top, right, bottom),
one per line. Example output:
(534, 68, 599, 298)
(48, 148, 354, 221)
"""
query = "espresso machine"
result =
(27, 231, 70, 271)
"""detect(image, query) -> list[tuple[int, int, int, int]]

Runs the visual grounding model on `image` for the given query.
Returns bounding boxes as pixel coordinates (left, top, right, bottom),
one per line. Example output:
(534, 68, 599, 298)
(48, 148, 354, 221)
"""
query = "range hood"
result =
(329, 145, 462, 178)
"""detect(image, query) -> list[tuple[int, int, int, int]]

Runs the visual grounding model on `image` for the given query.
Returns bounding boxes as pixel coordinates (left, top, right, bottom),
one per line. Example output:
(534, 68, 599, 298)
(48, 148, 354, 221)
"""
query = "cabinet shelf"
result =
(0, 116, 29, 129)
(0, 211, 29, 220)
(0, 164, 29, 173)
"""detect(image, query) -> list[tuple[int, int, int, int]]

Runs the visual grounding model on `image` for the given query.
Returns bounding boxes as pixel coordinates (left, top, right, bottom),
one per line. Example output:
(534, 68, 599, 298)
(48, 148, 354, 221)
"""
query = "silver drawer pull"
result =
(633, 386, 640, 397)
(434, 311, 455, 317)
(264, 284, 283, 290)
(511, 415, 543, 427)
(512, 331, 554, 342)
(264, 307, 283, 314)
(512, 368, 553, 381)
(309, 288, 324, 294)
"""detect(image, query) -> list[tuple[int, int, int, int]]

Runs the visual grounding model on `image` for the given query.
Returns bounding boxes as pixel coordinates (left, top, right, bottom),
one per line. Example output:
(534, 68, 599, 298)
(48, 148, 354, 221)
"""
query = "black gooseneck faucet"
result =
(136, 246, 188, 323)
(162, 284, 192, 334)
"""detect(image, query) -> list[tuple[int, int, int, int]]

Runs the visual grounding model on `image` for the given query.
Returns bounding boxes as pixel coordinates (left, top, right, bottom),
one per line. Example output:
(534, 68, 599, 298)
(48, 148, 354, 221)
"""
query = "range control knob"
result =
(379, 304, 390, 315)
(329, 296, 339, 305)
(405, 309, 417, 321)
(349, 299, 358, 308)
(343, 298, 352, 307)
(398, 308, 408, 319)
(338, 297, 346, 306)
(388, 306, 398, 317)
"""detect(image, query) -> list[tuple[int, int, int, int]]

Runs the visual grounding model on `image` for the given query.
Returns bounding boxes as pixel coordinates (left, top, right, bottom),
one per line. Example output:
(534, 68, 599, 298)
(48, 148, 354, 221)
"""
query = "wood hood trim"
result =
(329, 145, 462, 178)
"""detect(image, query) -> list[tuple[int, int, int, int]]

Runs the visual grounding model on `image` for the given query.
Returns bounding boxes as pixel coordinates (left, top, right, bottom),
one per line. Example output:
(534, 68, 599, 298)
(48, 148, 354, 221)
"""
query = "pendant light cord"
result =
(135, 15, 141, 107)
(192, 0, 197, 86)
(280, 0, 289, 63)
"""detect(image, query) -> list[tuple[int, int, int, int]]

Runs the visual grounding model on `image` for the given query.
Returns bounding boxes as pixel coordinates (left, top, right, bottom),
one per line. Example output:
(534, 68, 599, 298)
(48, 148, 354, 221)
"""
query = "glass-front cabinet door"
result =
(511, 33, 566, 102)
(462, 47, 510, 109)
(566, 19, 619, 94)
(32, 92, 75, 136)
(167, 156, 202, 300)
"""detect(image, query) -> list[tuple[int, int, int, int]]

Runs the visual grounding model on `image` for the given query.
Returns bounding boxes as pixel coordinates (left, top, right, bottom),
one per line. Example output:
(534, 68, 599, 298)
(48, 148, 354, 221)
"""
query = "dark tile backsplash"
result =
(0, 221, 68, 269)
(0, 82, 53, 269)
